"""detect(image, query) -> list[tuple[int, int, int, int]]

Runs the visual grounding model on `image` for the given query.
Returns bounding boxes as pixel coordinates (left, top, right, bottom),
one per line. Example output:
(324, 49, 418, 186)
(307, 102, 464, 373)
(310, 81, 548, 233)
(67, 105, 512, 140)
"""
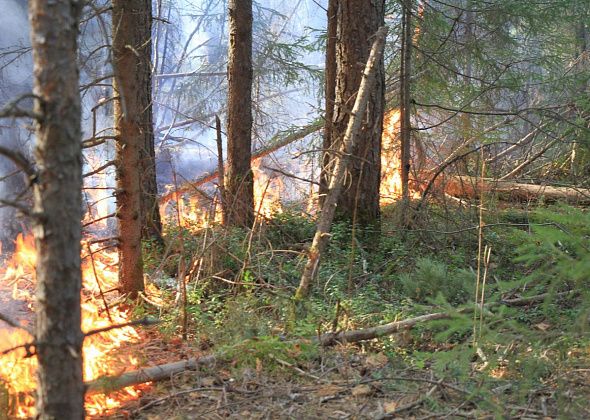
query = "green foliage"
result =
(265, 210, 315, 247)
(505, 206, 590, 325)
(398, 257, 475, 305)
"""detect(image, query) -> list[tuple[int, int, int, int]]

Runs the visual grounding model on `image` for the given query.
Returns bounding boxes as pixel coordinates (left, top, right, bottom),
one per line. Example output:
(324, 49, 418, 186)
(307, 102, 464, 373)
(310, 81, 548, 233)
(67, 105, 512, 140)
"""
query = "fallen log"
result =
(444, 176, 590, 205)
(85, 354, 217, 395)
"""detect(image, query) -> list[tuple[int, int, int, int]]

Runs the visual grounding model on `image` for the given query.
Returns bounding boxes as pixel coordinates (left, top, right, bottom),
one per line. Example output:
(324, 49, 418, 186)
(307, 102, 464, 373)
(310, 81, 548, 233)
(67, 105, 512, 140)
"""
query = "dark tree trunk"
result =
(399, 0, 413, 204)
(135, 0, 163, 243)
(225, 0, 254, 228)
(296, 27, 388, 300)
(28, 1, 85, 418)
(332, 0, 385, 226)
(319, 0, 338, 207)
(113, 0, 149, 296)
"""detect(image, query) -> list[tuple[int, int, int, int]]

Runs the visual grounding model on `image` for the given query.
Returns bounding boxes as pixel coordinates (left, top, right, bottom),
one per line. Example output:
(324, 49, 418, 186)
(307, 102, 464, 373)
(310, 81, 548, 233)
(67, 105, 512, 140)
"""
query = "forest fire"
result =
(252, 159, 284, 219)
(380, 109, 421, 203)
(0, 232, 144, 417)
(380, 109, 404, 204)
(160, 157, 285, 229)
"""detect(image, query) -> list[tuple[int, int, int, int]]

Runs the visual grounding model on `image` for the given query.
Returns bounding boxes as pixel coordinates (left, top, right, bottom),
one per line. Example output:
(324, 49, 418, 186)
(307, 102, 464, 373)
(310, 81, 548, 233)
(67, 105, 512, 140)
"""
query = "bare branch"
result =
(0, 93, 43, 120)
(0, 312, 32, 335)
(0, 199, 31, 216)
(0, 146, 36, 179)
(84, 317, 159, 338)
(83, 160, 115, 178)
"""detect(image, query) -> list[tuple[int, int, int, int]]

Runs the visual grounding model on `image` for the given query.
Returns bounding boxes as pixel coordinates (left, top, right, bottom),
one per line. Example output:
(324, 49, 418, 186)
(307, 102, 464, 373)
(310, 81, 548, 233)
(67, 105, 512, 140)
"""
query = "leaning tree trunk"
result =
(225, 0, 254, 228)
(29, 1, 85, 418)
(331, 0, 385, 226)
(318, 0, 338, 207)
(113, 0, 148, 296)
(296, 27, 388, 300)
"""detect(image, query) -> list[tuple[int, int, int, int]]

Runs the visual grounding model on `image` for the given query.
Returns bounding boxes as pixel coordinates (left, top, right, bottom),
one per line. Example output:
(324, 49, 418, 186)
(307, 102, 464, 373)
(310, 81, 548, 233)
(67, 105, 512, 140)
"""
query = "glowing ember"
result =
(0, 233, 144, 417)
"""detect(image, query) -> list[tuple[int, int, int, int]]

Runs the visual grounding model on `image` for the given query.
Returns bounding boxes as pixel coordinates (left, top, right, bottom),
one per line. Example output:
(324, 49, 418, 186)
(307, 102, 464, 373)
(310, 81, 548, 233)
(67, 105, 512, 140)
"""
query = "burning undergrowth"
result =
(0, 232, 147, 418)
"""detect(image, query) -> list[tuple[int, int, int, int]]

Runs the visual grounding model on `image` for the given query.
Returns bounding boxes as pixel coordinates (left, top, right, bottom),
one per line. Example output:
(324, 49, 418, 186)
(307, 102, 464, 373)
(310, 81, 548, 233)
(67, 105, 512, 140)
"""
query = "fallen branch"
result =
(85, 354, 218, 394)
(84, 310, 448, 393)
(295, 26, 388, 299)
(499, 290, 576, 307)
(315, 312, 450, 346)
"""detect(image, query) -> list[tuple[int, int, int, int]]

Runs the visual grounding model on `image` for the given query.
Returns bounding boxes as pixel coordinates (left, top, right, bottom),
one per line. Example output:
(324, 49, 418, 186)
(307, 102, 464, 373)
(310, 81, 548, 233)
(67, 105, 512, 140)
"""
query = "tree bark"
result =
(215, 115, 227, 224)
(113, 0, 148, 296)
(225, 0, 254, 227)
(28, 1, 85, 418)
(296, 27, 388, 300)
(331, 0, 385, 226)
(319, 0, 338, 207)
(399, 0, 413, 205)
(135, 0, 163, 243)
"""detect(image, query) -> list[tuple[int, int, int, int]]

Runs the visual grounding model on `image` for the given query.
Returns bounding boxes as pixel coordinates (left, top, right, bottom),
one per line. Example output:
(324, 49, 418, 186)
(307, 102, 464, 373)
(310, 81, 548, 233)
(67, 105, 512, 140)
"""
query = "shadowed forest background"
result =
(0, 0, 590, 418)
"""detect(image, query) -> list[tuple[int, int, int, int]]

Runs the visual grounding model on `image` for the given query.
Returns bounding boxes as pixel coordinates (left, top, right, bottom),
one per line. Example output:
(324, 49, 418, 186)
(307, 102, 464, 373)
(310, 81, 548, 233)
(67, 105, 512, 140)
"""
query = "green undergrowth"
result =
(139, 203, 590, 409)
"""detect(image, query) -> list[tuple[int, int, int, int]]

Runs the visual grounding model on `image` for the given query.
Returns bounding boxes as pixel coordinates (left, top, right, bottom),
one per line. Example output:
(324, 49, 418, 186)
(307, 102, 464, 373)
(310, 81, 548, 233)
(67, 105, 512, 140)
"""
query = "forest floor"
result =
(110, 331, 590, 419)
(100, 203, 590, 419)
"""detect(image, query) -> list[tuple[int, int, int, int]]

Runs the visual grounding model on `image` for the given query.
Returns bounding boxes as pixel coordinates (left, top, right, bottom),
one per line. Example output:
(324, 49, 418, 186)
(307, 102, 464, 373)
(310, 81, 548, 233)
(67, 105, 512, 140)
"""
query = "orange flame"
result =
(253, 159, 283, 219)
(0, 234, 144, 417)
(159, 160, 284, 230)
(380, 109, 420, 204)
(380, 110, 404, 204)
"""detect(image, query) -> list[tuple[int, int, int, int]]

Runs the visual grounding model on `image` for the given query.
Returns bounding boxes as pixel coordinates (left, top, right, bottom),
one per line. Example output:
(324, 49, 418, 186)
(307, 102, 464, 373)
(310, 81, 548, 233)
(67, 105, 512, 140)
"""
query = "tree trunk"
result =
(331, 0, 385, 226)
(399, 0, 413, 205)
(113, 0, 148, 296)
(225, 0, 254, 228)
(319, 0, 338, 207)
(28, 1, 85, 418)
(135, 0, 163, 243)
(296, 27, 388, 300)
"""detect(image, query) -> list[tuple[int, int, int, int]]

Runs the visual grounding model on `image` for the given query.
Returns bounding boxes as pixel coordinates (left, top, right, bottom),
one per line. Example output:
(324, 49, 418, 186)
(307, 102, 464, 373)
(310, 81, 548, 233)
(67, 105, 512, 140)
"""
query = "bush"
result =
(398, 257, 475, 305)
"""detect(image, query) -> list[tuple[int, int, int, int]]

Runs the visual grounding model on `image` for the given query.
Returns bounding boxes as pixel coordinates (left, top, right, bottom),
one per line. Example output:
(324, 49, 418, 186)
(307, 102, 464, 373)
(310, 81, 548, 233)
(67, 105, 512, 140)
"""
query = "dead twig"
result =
(84, 317, 159, 338)
(0, 312, 32, 335)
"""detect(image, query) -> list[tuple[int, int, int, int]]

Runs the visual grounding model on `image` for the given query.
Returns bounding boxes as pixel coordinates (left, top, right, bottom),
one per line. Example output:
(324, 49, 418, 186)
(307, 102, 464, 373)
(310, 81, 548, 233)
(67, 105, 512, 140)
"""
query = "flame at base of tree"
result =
(159, 157, 285, 230)
(381, 109, 421, 204)
(0, 233, 146, 418)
